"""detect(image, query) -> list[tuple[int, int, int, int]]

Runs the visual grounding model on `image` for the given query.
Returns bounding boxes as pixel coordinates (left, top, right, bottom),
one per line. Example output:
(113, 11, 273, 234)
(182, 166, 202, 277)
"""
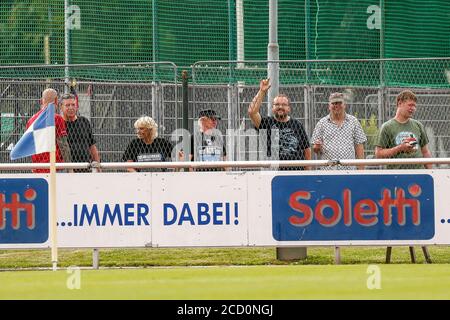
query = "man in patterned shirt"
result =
(311, 92, 367, 170)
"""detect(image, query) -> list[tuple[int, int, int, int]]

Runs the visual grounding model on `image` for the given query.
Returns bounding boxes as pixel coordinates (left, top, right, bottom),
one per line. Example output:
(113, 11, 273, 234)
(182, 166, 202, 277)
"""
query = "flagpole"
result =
(50, 146, 58, 271)
(9, 100, 58, 270)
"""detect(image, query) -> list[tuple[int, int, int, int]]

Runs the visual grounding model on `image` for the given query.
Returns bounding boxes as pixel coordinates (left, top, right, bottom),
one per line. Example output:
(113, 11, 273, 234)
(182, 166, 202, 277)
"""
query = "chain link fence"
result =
(0, 63, 178, 172)
(1, 59, 449, 172)
(192, 59, 450, 169)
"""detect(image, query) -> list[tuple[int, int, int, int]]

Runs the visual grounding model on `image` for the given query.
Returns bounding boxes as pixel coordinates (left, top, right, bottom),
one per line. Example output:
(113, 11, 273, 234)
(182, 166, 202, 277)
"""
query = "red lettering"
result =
(288, 185, 422, 228)
(288, 191, 313, 226)
(0, 194, 5, 229)
(378, 189, 395, 225)
(354, 199, 378, 226)
(0, 192, 35, 229)
(315, 199, 341, 226)
(394, 188, 421, 225)
(343, 188, 352, 226)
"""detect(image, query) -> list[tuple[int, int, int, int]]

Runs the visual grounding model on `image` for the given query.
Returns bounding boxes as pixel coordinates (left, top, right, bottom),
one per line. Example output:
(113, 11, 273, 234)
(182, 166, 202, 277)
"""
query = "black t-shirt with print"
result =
(258, 117, 310, 170)
(122, 137, 173, 172)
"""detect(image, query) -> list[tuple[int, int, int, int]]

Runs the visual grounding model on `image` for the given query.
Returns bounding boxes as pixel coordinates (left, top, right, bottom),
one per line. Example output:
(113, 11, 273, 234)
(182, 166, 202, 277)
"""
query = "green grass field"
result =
(1, 247, 449, 299)
(1, 264, 449, 299)
(1, 246, 449, 268)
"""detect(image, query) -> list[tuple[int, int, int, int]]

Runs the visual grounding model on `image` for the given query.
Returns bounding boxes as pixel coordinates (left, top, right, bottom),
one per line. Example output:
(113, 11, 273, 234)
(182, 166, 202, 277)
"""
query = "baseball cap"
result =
(198, 109, 221, 119)
(329, 92, 345, 104)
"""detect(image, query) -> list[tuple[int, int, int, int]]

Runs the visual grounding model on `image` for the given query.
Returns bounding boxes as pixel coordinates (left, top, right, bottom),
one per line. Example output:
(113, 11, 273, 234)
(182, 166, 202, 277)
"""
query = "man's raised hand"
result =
(260, 78, 271, 93)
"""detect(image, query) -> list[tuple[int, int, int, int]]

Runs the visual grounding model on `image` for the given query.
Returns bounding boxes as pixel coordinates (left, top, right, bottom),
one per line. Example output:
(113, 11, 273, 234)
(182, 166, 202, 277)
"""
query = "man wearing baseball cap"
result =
(197, 109, 221, 120)
(190, 109, 227, 170)
(311, 92, 367, 170)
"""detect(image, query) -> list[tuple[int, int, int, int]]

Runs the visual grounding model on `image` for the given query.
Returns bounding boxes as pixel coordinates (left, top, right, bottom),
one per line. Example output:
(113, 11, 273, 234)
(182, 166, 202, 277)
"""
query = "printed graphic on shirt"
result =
(137, 153, 163, 162)
(395, 131, 418, 150)
(198, 146, 222, 162)
(193, 132, 225, 163)
(277, 126, 299, 158)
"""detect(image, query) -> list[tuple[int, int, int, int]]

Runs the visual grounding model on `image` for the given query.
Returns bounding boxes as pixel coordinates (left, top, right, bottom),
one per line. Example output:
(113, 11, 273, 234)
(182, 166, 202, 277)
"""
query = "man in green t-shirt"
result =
(375, 90, 432, 170)
(375, 90, 433, 264)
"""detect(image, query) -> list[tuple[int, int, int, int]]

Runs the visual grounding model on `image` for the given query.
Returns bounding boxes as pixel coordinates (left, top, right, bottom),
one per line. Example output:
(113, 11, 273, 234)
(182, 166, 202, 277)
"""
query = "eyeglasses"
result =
(273, 103, 289, 107)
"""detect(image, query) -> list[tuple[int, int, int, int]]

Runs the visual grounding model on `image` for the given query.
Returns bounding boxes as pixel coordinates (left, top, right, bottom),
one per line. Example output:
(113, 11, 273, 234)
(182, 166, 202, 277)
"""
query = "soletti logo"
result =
(288, 184, 423, 227)
(271, 175, 435, 241)
(0, 179, 49, 244)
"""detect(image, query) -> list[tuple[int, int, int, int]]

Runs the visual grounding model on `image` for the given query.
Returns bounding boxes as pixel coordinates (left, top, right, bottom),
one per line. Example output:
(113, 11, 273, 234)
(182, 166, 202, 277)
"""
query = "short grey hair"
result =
(134, 116, 158, 139)
(59, 93, 77, 106)
(60, 93, 76, 101)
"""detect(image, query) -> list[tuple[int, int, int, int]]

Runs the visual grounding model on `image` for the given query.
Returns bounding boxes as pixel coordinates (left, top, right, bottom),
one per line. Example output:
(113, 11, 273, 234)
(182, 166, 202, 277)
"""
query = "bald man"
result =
(26, 88, 71, 173)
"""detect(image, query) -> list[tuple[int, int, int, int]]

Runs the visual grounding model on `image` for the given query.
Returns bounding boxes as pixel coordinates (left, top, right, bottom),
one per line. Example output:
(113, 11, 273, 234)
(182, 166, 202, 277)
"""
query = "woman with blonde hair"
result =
(122, 116, 174, 172)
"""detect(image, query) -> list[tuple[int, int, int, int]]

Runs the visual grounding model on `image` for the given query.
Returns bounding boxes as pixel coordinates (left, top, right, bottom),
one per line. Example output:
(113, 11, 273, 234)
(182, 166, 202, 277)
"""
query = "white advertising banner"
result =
(56, 173, 152, 248)
(1, 170, 449, 248)
(151, 172, 248, 246)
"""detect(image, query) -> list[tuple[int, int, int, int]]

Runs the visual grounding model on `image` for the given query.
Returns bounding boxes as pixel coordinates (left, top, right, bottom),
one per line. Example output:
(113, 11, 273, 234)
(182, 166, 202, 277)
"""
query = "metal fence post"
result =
(92, 248, 99, 269)
(182, 70, 190, 160)
(304, 85, 314, 137)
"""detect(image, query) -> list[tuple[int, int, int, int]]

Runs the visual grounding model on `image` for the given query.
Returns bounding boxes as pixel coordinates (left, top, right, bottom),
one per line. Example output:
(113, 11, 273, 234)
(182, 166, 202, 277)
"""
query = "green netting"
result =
(70, 0, 153, 64)
(309, 0, 380, 60)
(0, 0, 64, 64)
(1, 0, 450, 86)
(157, 0, 232, 66)
(385, 1, 450, 58)
(192, 60, 383, 86)
(0, 63, 177, 83)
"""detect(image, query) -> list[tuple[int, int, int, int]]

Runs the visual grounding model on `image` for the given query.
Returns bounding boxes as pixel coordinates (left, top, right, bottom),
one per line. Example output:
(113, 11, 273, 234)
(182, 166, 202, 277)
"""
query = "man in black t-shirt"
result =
(122, 116, 174, 172)
(248, 79, 311, 170)
(60, 93, 100, 172)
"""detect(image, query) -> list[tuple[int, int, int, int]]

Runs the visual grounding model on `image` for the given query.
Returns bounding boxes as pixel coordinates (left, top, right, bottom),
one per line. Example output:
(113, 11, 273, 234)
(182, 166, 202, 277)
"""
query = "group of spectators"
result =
(22, 83, 434, 261)
(248, 78, 432, 171)
(25, 80, 432, 173)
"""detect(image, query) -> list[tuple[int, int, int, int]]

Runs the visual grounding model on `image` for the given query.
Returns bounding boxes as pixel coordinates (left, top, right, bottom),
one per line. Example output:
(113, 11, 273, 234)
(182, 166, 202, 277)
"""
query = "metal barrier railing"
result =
(1, 158, 450, 171)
